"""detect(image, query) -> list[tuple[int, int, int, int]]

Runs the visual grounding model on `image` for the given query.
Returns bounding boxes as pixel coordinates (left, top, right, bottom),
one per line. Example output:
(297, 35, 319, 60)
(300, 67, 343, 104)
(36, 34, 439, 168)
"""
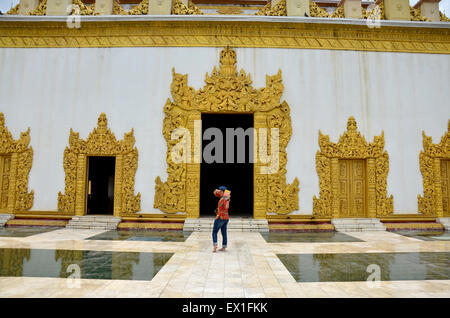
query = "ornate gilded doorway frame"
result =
(418, 120, 450, 217)
(0, 113, 34, 212)
(57, 113, 141, 217)
(313, 117, 394, 218)
(154, 48, 299, 219)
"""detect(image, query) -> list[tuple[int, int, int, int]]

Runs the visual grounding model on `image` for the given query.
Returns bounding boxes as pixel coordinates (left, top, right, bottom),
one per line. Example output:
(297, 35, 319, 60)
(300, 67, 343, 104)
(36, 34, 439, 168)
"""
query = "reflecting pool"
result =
(278, 252, 450, 282)
(0, 248, 173, 281)
(0, 226, 60, 238)
(392, 230, 450, 241)
(260, 231, 363, 243)
(87, 230, 192, 242)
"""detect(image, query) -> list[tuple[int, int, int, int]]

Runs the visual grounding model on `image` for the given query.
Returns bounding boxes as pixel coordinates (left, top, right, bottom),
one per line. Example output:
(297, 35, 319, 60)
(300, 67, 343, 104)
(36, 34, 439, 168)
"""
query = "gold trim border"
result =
(0, 20, 449, 54)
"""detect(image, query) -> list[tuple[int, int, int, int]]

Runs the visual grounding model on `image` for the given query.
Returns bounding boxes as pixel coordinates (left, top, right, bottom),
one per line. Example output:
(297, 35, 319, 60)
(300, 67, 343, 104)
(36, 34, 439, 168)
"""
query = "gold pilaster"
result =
(254, 113, 268, 219)
(113, 155, 123, 217)
(186, 112, 201, 218)
(367, 158, 377, 218)
(433, 158, 444, 218)
(7, 153, 18, 212)
(75, 154, 87, 216)
(330, 158, 340, 218)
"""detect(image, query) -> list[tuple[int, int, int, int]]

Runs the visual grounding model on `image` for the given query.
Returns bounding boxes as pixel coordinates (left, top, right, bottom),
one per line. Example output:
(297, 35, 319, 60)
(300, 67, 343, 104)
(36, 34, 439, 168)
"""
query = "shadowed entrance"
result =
(86, 156, 115, 215)
(200, 114, 253, 217)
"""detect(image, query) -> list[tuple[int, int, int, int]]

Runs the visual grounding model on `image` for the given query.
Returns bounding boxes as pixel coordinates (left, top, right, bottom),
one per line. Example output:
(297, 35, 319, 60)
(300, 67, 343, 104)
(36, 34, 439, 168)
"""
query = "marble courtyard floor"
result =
(0, 228, 449, 298)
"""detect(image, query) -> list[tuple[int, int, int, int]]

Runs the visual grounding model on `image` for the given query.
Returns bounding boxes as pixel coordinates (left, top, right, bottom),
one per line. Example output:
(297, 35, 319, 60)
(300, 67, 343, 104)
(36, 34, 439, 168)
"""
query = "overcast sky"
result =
(0, 0, 449, 16)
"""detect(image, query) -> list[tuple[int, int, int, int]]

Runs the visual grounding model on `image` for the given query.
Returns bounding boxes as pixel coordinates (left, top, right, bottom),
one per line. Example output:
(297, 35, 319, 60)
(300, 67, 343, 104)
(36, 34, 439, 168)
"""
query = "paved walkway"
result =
(0, 229, 449, 297)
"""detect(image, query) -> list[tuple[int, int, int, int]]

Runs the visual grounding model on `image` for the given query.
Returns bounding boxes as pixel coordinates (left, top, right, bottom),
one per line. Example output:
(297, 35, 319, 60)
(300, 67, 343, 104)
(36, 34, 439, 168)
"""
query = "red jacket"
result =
(216, 197, 229, 220)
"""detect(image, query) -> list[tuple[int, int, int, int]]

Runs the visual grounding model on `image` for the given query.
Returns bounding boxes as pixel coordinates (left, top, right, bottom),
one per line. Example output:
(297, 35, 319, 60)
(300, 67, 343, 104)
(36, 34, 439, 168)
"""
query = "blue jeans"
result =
(212, 218, 229, 248)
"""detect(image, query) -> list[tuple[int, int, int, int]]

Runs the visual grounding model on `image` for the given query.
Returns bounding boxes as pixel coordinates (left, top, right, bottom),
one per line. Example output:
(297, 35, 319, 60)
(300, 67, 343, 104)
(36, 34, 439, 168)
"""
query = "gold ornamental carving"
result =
(6, 4, 20, 15)
(330, 6, 345, 18)
(154, 47, 299, 217)
(127, 0, 149, 14)
(309, 1, 330, 17)
(172, 0, 204, 15)
(113, 0, 128, 15)
(410, 7, 428, 22)
(255, 0, 286, 16)
(441, 11, 450, 22)
(313, 116, 393, 218)
(57, 113, 141, 216)
(72, 0, 96, 15)
(418, 120, 450, 217)
(28, 0, 47, 15)
(0, 113, 34, 212)
(216, 6, 243, 15)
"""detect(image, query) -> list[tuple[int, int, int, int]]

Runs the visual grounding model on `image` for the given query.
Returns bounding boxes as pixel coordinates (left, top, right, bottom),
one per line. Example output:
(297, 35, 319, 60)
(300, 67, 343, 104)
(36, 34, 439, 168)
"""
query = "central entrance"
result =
(86, 156, 116, 215)
(200, 114, 254, 217)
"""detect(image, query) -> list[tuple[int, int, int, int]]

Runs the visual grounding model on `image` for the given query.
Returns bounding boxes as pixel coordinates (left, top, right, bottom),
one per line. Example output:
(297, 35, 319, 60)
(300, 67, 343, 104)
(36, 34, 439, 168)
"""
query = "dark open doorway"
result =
(200, 114, 254, 218)
(86, 156, 115, 215)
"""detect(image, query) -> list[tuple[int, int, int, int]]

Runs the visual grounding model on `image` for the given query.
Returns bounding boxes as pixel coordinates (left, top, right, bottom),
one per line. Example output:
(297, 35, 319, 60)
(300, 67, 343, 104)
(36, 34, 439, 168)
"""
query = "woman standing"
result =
(212, 186, 230, 253)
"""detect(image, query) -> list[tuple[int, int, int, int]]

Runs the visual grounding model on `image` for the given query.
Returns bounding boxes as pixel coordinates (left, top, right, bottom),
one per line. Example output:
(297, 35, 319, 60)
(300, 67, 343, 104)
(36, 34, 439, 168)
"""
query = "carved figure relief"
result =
(57, 113, 141, 216)
(313, 116, 393, 218)
(154, 47, 299, 218)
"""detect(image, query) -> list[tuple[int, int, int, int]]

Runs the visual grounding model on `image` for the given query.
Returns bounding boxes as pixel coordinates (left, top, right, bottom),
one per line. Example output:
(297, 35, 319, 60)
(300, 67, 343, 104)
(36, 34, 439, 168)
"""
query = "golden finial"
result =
(347, 116, 357, 133)
(97, 113, 108, 134)
(219, 47, 237, 77)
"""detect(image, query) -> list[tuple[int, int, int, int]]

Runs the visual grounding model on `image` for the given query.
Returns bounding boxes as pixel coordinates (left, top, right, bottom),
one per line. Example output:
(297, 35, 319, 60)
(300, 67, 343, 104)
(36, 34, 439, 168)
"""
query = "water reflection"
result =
(278, 252, 450, 282)
(0, 248, 172, 281)
(87, 230, 192, 242)
(260, 231, 363, 243)
(392, 230, 450, 241)
(0, 227, 60, 237)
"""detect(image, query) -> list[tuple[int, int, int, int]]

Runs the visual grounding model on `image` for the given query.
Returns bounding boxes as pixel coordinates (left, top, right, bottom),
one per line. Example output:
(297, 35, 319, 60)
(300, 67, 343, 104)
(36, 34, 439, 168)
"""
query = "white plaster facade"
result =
(0, 47, 449, 214)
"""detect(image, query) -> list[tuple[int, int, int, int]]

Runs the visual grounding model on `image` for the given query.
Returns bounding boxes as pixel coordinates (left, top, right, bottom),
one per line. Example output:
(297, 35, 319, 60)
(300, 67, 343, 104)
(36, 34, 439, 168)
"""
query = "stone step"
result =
(66, 215, 121, 230)
(0, 213, 14, 227)
(437, 218, 450, 231)
(183, 218, 269, 232)
(331, 218, 386, 232)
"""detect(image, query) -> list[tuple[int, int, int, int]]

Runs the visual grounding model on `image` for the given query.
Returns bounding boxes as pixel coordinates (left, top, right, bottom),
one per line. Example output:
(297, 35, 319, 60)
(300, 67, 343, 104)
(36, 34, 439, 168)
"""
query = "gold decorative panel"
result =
(0, 19, 449, 55)
(154, 47, 299, 218)
(418, 120, 450, 217)
(57, 113, 141, 217)
(0, 113, 34, 212)
(338, 159, 367, 217)
(0, 156, 12, 210)
(313, 116, 393, 218)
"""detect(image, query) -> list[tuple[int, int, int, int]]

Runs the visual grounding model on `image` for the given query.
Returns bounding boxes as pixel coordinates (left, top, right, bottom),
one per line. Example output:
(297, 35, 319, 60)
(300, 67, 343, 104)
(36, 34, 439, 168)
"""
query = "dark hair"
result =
(218, 186, 227, 191)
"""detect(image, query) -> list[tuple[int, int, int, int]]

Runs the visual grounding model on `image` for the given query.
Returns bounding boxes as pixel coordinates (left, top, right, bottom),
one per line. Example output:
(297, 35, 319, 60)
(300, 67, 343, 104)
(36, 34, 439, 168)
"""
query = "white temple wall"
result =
(0, 47, 448, 214)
